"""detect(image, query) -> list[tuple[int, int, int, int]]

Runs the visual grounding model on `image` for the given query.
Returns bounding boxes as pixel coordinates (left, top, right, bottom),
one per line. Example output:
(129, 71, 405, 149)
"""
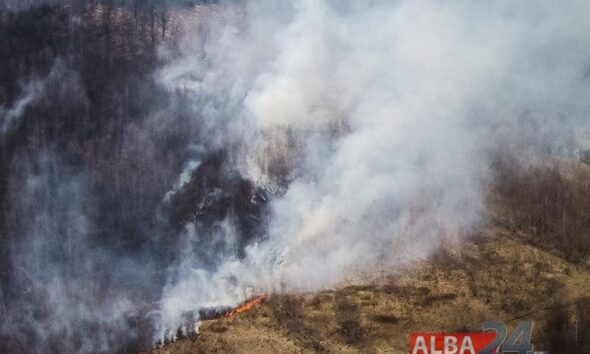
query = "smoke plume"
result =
(1, 0, 590, 352)
(156, 0, 590, 334)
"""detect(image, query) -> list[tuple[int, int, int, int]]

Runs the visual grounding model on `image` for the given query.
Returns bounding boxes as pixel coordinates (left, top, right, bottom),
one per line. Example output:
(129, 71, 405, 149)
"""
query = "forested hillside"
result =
(0, 2, 265, 352)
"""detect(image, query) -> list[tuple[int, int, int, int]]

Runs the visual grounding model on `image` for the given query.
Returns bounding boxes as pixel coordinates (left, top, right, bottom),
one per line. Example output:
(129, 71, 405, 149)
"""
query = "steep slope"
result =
(145, 229, 589, 354)
(147, 161, 590, 354)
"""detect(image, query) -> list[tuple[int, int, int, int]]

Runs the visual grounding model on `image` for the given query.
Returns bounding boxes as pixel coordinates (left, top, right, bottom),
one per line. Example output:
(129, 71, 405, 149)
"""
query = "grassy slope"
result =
(146, 227, 590, 353)
(146, 161, 590, 353)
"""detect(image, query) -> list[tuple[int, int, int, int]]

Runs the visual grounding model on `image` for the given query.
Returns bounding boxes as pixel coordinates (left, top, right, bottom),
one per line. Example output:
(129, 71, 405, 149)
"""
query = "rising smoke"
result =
(157, 0, 590, 336)
(1, 0, 589, 353)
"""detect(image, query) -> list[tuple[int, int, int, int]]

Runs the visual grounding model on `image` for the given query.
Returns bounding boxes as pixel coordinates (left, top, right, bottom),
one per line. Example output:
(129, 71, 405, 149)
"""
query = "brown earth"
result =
(145, 160, 590, 354)
(144, 229, 590, 354)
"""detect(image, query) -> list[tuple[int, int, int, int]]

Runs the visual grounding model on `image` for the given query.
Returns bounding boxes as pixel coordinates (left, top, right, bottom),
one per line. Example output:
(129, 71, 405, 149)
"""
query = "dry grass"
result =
(146, 159, 590, 353)
(145, 228, 590, 354)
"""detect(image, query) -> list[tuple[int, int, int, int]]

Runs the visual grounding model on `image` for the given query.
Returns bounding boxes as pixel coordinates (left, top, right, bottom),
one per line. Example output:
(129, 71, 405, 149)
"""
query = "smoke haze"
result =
(157, 0, 590, 329)
(1, 0, 589, 352)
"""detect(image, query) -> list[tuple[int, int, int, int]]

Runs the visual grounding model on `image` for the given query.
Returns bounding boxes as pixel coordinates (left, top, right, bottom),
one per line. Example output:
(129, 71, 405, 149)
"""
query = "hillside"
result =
(2, 3, 590, 354)
(148, 161, 590, 354)
(145, 230, 589, 354)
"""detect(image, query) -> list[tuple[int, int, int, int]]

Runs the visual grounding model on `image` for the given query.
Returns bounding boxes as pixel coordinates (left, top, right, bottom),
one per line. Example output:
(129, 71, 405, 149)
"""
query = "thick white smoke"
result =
(155, 0, 590, 341)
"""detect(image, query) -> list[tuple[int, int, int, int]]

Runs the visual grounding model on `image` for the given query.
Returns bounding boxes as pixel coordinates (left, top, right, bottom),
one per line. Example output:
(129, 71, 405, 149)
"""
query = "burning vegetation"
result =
(1, 1, 590, 354)
(223, 294, 267, 319)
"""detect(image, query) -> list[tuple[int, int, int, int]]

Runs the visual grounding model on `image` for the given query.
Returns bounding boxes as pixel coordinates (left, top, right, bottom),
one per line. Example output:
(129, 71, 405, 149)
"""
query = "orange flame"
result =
(224, 294, 267, 318)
